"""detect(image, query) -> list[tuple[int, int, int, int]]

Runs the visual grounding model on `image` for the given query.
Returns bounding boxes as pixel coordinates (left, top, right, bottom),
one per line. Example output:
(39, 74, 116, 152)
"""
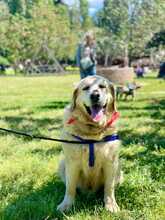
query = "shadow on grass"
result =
(30, 145, 62, 157)
(120, 128, 164, 149)
(1, 106, 22, 112)
(2, 175, 66, 220)
(2, 176, 137, 220)
(2, 172, 159, 220)
(0, 115, 62, 141)
(38, 101, 69, 111)
(1, 101, 70, 114)
(119, 97, 165, 182)
(119, 99, 165, 111)
(120, 98, 164, 148)
(2, 175, 106, 220)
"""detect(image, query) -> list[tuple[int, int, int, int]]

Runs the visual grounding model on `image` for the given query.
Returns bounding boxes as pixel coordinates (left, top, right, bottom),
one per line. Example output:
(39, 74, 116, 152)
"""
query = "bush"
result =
(65, 65, 79, 71)
(5, 67, 15, 75)
(0, 56, 10, 66)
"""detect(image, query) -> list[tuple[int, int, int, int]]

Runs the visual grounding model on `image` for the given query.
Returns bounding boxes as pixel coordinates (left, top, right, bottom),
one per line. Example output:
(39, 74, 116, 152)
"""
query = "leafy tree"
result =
(54, 0, 65, 5)
(97, 0, 165, 64)
(97, 30, 126, 66)
(4, 0, 47, 16)
(79, 0, 92, 29)
(147, 30, 165, 49)
(0, 1, 9, 19)
(4, 0, 26, 15)
(0, 0, 79, 69)
(69, 0, 81, 30)
(0, 2, 10, 58)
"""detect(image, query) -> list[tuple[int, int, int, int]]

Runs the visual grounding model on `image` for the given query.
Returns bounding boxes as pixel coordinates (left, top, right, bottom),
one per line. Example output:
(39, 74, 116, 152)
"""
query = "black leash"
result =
(0, 127, 101, 144)
(0, 127, 119, 167)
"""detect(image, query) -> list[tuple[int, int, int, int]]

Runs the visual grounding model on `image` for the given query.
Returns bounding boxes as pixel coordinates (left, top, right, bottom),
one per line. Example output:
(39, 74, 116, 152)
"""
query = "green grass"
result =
(0, 73, 164, 220)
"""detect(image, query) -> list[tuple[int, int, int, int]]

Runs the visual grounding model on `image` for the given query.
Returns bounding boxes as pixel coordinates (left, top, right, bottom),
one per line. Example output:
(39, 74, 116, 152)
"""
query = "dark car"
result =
(158, 62, 165, 78)
(0, 64, 6, 72)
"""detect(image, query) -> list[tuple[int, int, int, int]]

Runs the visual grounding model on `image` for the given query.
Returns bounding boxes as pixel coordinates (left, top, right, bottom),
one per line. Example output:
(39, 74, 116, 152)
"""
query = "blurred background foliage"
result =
(0, 0, 165, 72)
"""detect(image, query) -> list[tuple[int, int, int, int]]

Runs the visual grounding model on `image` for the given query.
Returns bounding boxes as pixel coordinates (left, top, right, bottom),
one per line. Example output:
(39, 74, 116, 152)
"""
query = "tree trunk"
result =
(124, 45, 129, 67)
(104, 54, 109, 67)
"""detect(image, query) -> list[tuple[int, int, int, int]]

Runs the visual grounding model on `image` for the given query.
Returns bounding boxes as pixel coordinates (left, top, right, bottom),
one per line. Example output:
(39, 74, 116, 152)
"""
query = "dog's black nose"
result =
(90, 90, 100, 103)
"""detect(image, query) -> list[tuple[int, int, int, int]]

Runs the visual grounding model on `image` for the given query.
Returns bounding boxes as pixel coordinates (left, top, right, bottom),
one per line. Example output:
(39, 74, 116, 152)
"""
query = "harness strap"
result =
(73, 134, 119, 167)
(0, 127, 119, 168)
(89, 143, 94, 167)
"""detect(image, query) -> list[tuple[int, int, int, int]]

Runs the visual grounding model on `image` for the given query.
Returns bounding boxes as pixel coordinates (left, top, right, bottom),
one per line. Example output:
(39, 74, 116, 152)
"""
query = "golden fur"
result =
(57, 75, 122, 213)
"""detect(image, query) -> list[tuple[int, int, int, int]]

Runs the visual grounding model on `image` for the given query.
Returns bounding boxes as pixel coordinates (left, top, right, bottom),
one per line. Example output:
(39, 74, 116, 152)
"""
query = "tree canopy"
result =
(97, 0, 165, 64)
(0, 0, 165, 71)
(147, 30, 165, 49)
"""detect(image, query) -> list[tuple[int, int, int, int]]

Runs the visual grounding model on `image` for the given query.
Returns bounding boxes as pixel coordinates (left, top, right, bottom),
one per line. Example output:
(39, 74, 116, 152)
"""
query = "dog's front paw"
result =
(105, 197, 120, 213)
(57, 196, 74, 212)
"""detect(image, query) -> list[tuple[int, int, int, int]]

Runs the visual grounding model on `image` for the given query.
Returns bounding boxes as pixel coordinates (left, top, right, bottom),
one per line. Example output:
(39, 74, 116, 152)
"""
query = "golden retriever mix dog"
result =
(57, 75, 122, 213)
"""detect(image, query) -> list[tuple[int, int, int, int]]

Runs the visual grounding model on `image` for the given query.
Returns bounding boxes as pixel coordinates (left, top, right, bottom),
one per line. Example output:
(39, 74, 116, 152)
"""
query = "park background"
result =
(0, 1, 165, 220)
(0, 0, 165, 73)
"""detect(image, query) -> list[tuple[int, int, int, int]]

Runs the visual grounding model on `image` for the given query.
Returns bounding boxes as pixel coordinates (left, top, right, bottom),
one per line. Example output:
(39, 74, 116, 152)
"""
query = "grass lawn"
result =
(0, 73, 164, 220)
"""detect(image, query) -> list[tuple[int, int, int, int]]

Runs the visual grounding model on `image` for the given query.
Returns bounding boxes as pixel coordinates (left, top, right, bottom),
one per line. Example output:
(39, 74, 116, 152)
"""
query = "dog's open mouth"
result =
(84, 104, 106, 122)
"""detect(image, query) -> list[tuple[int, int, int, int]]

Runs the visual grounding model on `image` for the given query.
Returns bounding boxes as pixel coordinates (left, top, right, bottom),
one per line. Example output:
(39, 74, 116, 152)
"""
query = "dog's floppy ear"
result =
(70, 88, 78, 111)
(108, 82, 117, 113)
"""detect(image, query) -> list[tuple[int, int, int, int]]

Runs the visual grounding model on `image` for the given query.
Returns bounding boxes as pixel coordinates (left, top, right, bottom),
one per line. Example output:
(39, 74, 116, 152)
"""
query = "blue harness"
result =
(73, 134, 119, 167)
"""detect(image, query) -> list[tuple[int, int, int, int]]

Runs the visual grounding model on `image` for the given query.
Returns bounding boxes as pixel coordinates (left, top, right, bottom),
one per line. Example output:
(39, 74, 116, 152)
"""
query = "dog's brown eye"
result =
(83, 86, 90, 91)
(99, 84, 106, 89)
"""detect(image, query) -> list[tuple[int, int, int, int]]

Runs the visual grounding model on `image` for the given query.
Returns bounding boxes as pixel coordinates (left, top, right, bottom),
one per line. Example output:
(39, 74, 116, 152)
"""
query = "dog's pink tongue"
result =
(91, 106, 104, 122)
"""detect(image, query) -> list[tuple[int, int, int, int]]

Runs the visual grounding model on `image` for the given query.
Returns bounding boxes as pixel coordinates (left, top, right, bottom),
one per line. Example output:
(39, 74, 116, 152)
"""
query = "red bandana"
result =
(67, 111, 120, 127)
(106, 111, 120, 127)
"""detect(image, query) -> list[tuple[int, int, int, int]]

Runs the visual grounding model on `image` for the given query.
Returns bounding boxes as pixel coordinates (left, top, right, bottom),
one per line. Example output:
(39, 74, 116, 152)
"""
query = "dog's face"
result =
(72, 76, 116, 122)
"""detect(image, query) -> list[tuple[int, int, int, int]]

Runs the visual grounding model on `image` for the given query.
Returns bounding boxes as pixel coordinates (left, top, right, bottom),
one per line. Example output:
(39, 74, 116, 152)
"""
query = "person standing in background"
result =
(76, 32, 97, 79)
